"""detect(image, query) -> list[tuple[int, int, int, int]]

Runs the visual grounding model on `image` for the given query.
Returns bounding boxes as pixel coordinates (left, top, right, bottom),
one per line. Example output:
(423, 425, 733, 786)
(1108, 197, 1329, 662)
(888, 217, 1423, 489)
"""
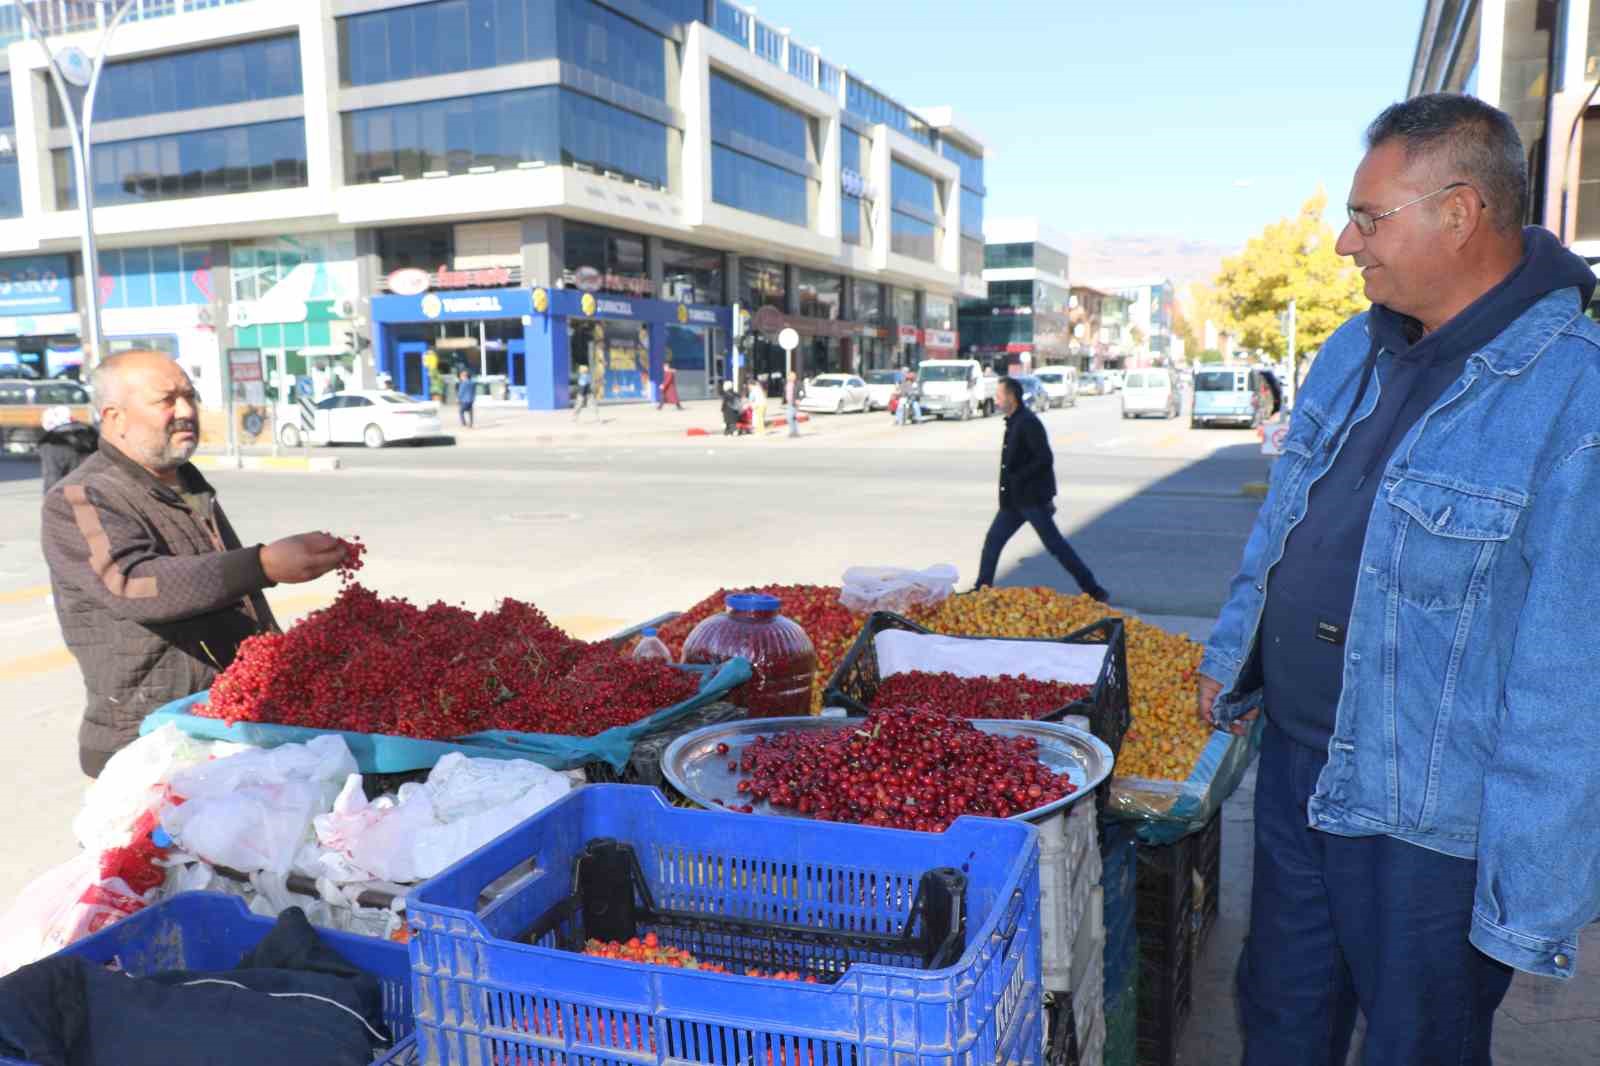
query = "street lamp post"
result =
(17, 0, 139, 376)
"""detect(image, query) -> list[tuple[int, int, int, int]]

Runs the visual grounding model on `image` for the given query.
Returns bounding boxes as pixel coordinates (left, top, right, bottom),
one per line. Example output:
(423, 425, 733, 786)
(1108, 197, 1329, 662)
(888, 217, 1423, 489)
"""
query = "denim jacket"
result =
(1201, 288, 1600, 979)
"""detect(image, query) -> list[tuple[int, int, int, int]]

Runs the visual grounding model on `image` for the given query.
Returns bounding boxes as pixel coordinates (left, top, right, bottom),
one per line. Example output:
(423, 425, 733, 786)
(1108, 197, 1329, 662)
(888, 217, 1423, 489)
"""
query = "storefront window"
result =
(55, 119, 308, 208)
(232, 233, 358, 304)
(378, 225, 452, 276)
(985, 242, 1033, 269)
(892, 287, 917, 325)
(563, 222, 651, 297)
(344, 86, 670, 189)
(741, 258, 786, 310)
(569, 318, 650, 401)
(102, 245, 213, 308)
(922, 294, 953, 331)
(852, 280, 884, 324)
(660, 241, 724, 304)
(796, 269, 841, 320)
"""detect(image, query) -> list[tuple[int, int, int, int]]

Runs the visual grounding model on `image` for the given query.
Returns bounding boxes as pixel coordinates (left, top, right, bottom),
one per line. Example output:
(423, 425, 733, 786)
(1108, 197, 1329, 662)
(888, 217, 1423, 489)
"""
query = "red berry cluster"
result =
(331, 533, 366, 586)
(870, 670, 1091, 720)
(198, 583, 699, 740)
(727, 707, 1075, 830)
(98, 808, 168, 895)
(581, 933, 814, 982)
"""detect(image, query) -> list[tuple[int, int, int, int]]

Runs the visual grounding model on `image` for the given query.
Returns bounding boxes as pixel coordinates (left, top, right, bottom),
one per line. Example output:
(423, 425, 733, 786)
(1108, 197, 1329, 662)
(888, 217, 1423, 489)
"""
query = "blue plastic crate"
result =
(0, 892, 412, 1066)
(408, 785, 1043, 1066)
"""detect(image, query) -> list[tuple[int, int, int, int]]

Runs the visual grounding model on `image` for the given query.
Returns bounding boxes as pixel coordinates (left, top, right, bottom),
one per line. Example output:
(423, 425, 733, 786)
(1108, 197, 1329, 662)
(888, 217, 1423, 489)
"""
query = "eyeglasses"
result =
(1346, 182, 1472, 236)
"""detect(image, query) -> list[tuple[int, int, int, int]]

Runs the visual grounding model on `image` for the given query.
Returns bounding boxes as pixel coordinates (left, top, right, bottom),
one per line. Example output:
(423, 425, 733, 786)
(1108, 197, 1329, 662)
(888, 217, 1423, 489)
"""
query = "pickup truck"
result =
(0, 378, 92, 454)
(916, 359, 996, 420)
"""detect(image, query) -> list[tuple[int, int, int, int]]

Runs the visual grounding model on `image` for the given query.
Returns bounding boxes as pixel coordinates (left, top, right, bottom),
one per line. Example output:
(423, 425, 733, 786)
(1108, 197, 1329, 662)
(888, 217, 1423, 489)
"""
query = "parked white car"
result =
(1033, 367, 1079, 409)
(799, 373, 871, 414)
(277, 390, 449, 448)
(1121, 369, 1181, 419)
(862, 368, 902, 411)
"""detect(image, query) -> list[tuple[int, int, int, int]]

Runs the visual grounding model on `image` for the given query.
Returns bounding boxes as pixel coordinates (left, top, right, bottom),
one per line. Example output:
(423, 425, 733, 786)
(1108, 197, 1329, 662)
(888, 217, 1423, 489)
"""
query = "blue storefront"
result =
(371, 287, 730, 410)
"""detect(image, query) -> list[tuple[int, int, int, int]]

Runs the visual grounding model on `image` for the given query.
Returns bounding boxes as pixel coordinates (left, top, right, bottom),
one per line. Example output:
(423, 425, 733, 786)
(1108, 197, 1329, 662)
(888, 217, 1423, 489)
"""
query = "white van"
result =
(1120, 368, 1180, 419)
(1033, 366, 1079, 408)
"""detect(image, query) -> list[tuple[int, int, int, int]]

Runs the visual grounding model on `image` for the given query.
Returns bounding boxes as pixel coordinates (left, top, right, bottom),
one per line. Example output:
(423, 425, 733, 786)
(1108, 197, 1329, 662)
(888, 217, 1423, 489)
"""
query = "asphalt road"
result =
(0, 390, 1270, 906)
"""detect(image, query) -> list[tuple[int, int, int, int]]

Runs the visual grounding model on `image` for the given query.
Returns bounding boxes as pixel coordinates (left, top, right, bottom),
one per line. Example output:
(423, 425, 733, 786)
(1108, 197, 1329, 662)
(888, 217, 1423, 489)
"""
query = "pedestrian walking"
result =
(973, 377, 1108, 602)
(573, 364, 594, 420)
(657, 359, 683, 410)
(37, 404, 97, 494)
(895, 367, 920, 426)
(785, 371, 801, 437)
(748, 375, 767, 434)
(1199, 94, 1600, 1066)
(720, 380, 742, 436)
(456, 369, 477, 428)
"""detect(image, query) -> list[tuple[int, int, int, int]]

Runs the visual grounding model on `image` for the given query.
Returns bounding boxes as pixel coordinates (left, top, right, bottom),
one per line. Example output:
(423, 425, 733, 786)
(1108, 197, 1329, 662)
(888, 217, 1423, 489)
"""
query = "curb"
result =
(191, 455, 341, 473)
(1241, 482, 1268, 499)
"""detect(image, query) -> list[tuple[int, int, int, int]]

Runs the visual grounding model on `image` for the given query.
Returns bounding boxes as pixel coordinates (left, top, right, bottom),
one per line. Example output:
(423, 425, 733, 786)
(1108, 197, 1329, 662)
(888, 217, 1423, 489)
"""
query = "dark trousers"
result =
(1239, 721, 1514, 1066)
(975, 504, 1098, 591)
(459, 403, 474, 427)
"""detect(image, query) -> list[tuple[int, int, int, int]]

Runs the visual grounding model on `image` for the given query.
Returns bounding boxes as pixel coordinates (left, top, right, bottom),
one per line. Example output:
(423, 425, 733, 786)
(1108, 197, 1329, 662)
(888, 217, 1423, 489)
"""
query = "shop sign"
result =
(897, 325, 921, 344)
(435, 264, 512, 289)
(924, 329, 957, 350)
(567, 267, 653, 298)
(595, 297, 635, 317)
(421, 293, 507, 319)
(753, 305, 786, 333)
(0, 311, 80, 338)
(685, 307, 719, 326)
(227, 347, 263, 383)
(386, 268, 430, 296)
(0, 255, 73, 316)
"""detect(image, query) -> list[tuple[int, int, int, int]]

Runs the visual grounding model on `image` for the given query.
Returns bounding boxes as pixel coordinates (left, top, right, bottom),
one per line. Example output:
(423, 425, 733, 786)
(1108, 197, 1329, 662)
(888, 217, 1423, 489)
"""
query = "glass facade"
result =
(379, 225, 451, 275)
(845, 76, 932, 145)
(1500, 0, 1554, 223)
(661, 240, 724, 304)
(709, 74, 813, 226)
(840, 126, 868, 247)
(852, 280, 884, 324)
(0, 74, 18, 220)
(100, 244, 214, 308)
(54, 119, 308, 208)
(922, 293, 953, 330)
(960, 237, 983, 278)
(892, 287, 917, 325)
(741, 258, 785, 309)
(345, 87, 669, 188)
(941, 139, 984, 239)
(795, 269, 841, 319)
(564, 222, 649, 295)
(340, 0, 668, 102)
(49, 35, 300, 126)
(1579, 112, 1600, 241)
(891, 161, 939, 261)
(711, 146, 808, 226)
(983, 241, 1069, 277)
(709, 73, 808, 159)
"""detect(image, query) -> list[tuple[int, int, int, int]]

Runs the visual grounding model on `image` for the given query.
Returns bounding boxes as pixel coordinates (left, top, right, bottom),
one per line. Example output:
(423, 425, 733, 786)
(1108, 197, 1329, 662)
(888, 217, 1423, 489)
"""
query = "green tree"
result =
(1198, 349, 1225, 364)
(1209, 190, 1366, 365)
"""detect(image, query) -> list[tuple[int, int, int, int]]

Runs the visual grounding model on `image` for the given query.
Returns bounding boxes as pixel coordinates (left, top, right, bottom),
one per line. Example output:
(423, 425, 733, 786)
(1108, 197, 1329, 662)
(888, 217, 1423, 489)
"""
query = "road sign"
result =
(227, 348, 262, 383)
(778, 327, 799, 351)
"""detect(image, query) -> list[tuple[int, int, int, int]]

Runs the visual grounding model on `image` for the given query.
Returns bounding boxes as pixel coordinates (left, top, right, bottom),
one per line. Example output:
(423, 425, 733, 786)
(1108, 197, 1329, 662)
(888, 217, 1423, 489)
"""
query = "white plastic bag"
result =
(874, 630, 1107, 685)
(74, 725, 246, 852)
(160, 735, 357, 875)
(839, 564, 960, 615)
(0, 852, 151, 976)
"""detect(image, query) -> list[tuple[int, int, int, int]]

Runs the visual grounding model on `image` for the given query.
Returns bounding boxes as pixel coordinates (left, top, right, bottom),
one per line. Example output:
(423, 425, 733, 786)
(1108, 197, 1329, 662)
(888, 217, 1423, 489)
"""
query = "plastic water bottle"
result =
(633, 627, 673, 663)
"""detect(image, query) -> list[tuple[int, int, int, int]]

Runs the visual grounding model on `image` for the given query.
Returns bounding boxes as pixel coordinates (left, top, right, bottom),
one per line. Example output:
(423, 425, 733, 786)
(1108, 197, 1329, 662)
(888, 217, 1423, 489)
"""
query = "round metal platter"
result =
(661, 716, 1114, 824)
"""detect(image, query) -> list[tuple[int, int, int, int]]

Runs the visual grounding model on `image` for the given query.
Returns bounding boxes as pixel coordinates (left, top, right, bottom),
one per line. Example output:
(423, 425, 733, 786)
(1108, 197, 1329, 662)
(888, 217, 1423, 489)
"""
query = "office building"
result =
(0, 0, 986, 412)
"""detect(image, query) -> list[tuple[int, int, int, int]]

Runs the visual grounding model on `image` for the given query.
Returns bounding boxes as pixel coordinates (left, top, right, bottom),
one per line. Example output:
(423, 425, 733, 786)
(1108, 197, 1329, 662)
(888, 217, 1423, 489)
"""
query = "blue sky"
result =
(751, 0, 1427, 247)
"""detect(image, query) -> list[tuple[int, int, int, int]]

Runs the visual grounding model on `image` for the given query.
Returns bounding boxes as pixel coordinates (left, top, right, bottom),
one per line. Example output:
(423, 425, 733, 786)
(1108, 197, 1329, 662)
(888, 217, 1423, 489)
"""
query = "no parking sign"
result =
(1261, 414, 1291, 457)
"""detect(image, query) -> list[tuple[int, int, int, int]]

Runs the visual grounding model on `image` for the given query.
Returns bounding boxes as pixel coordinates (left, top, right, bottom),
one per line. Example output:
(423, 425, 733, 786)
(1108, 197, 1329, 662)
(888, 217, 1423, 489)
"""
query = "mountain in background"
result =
(1066, 234, 1238, 288)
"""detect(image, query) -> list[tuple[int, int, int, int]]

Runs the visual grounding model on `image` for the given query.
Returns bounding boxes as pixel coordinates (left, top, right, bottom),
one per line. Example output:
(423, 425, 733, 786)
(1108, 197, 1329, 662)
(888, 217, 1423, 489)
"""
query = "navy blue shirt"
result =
(1262, 228, 1597, 752)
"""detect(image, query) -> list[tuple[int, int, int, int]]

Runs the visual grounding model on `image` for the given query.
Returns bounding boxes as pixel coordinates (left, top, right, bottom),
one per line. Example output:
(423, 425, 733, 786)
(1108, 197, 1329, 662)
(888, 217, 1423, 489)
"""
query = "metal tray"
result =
(662, 716, 1115, 825)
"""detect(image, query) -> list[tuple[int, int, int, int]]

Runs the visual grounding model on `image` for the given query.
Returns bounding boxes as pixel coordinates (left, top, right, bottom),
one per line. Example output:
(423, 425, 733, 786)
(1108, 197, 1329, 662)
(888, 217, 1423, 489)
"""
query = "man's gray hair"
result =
(1365, 93, 1528, 232)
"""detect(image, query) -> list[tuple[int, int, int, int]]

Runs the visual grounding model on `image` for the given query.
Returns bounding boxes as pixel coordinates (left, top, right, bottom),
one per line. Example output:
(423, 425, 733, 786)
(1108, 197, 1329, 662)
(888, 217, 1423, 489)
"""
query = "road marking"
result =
(0, 647, 74, 681)
(0, 584, 49, 605)
(1154, 432, 1183, 449)
(1093, 436, 1131, 450)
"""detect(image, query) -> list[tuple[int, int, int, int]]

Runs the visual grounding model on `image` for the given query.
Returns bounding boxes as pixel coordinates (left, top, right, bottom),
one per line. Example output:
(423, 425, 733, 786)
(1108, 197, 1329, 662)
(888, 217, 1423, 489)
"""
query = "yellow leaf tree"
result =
(1210, 190, 1367, 365)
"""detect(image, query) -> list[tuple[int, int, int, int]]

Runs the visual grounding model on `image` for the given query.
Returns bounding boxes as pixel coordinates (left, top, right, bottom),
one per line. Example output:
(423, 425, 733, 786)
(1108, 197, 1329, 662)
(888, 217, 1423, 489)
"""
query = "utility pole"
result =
(1283, 298, 1297, 410)
(17, 0, 140, 376)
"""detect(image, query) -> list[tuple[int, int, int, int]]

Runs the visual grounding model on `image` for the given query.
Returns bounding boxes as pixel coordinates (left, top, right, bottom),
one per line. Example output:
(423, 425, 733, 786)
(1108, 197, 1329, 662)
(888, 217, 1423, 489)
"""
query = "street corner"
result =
(190, 455, 342, 473)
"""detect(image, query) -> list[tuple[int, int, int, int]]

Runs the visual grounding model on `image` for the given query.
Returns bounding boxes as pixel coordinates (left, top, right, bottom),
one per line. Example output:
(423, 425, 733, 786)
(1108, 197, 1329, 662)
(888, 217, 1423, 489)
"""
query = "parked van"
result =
(0, 378, 92, 454)
(1033, 366, 1079, 408)
(1120, 368, 1180, 419)
(1191, 365, 1280, 428)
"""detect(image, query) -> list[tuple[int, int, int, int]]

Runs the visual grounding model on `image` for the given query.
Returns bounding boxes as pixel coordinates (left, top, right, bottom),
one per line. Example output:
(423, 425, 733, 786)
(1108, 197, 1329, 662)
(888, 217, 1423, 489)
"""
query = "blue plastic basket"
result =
(407, 785, 1044, 1066)
(0, 892, 412, 1066)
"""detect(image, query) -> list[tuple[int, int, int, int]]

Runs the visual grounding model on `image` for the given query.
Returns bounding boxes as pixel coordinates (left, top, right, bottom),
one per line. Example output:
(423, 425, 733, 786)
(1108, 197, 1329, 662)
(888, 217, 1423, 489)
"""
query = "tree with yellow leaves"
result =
(1209, 189, 1367, 366)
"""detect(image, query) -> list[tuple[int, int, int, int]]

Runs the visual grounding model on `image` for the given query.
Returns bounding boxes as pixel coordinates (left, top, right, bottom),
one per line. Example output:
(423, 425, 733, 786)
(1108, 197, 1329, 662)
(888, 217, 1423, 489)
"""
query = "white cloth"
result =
(874, 630, 1107, 685)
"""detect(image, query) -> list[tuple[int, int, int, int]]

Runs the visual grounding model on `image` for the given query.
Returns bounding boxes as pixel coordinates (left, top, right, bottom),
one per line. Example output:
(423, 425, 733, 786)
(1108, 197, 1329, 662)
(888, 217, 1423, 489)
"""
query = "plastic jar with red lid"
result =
(681, 593, 817, 718)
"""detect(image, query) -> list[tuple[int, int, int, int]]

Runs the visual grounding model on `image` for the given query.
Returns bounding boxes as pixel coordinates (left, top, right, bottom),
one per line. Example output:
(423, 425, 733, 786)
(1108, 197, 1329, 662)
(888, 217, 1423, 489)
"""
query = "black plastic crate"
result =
(1135, 833, 1197, 936)
(822, 611, 1132, 760)
(1045, 993, 1082, 1066)
(1135, 913, 1192, 1066)
(524, 838, 969, 983)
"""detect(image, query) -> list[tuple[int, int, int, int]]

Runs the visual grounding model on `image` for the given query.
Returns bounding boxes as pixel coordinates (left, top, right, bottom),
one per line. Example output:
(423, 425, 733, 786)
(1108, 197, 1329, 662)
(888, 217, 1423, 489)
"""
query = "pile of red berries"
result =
(199, 579, 699, 740)
(331, 534, 366, 586)
(870, 670, 1091, 720)
(581, 933, 814, 981)
(729, 707, 1075, 830)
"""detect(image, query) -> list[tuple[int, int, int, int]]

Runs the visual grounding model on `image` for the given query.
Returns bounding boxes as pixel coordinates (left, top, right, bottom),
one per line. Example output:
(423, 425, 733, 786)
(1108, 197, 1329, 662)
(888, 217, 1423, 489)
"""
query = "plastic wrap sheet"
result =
(1105, 715, 1263, 845)
(139, 659, 753, 774)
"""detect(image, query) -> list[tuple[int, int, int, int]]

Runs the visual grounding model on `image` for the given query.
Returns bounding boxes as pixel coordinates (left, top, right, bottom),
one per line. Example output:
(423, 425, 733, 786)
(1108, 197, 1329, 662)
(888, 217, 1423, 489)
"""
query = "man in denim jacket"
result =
(1198, 93, 1600, 1065)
